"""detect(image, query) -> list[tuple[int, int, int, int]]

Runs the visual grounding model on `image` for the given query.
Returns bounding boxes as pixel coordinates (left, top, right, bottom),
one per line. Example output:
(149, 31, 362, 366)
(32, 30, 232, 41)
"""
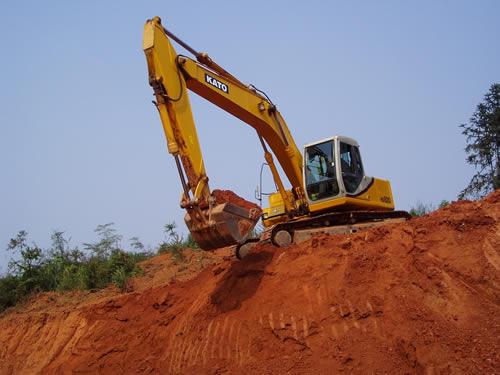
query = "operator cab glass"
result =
(305, 140, 339, 201)
(340, 142, 364, 194)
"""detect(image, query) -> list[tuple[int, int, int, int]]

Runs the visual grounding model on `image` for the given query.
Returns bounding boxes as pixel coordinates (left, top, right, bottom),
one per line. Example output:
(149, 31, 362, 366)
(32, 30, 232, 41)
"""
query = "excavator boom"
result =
(143, 18, 263, 249)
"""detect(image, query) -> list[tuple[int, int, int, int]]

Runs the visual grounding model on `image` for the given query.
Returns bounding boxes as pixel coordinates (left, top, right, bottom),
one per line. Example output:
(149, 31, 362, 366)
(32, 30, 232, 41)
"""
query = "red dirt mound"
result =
(0, 192, 499, 374)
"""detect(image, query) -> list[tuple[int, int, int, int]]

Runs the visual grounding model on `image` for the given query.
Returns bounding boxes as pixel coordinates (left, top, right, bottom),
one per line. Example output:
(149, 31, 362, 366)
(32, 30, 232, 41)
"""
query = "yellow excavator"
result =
(143, 17, 409, 255)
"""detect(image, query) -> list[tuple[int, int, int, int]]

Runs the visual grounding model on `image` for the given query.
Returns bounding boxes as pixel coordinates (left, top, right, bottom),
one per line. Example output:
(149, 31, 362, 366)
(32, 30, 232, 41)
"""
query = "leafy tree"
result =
(129, 236, 145, 251)
(459, 83, 500, 199)
(7, 230, 43, 276)
(7, 230, 45, 293)
(83, 223, 122, 258)
(44, 231, 79, 290)
(50, 231, 70, 259)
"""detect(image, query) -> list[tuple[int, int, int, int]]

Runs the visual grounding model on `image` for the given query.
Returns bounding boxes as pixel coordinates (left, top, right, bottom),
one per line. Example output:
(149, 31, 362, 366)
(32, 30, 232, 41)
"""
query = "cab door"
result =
(339, 142, 364, 194)
(304, 139, 340, 202)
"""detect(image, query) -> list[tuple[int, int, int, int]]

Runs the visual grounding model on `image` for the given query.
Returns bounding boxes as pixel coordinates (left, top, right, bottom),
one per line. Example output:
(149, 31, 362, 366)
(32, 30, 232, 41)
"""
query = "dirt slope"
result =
(0, 192, 499, 374)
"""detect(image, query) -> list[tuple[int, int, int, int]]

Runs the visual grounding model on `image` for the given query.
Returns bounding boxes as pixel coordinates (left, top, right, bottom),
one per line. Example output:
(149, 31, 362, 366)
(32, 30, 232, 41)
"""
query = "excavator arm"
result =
(143, 17, 308, 249)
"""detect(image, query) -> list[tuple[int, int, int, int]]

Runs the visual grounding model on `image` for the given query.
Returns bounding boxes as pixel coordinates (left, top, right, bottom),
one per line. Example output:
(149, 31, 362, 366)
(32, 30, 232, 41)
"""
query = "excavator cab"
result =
(304, 136, 371, 203)
(262, 136, 395, 227)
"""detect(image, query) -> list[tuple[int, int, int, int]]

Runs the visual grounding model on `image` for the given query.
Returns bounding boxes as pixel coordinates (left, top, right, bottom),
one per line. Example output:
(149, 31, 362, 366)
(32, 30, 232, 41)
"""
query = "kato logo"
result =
(205, 74, 229, 94)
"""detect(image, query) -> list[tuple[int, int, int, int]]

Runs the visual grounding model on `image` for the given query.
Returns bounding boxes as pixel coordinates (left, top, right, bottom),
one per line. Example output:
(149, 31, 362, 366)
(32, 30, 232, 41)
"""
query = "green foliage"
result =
(157, 222, 199, 262)
(409, 201, 435, 217)
(111, 267, 129, 292)
(0, 275, 20, 313)
(129, 236, 145, 251)
(409, 199, 452, 217)
(58, 264, 85, 291)
(184, 234, 200, 250)
(438, 200, 450, 209)
(158, 222, 185, 262)
(7, 230, 53, 296)
(0, 226, 153, 314)
(83, 223, 122, 258)
(459, 83, 500, 199)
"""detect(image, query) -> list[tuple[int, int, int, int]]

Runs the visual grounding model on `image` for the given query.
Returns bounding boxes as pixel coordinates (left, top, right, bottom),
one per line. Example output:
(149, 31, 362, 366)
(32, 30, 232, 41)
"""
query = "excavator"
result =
(143, 17, 409, 256)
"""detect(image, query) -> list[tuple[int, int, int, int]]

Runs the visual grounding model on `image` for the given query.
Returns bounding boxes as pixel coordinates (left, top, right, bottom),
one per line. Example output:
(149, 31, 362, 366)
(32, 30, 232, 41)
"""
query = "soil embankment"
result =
(0, 192, 499, 374)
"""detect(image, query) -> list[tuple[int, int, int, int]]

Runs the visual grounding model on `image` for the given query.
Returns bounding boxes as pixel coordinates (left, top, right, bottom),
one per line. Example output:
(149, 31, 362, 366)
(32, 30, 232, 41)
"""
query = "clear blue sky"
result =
(1, 1, 499, 272)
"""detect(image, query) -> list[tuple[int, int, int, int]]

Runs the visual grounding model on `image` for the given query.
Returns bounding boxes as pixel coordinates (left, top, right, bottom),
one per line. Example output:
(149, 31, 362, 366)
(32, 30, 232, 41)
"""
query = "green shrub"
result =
(109, 249, 137, 274)
(438, 200, 450, 209)
(409, 201, 435, 217)
(184, 233, 199, 250)
(158, 242, 185, 263)
(158, 222, 188, 262)
(0, 275, 20, 313)
(0, 226, 153, 313)
(111, 266, 129, 292)
(80, 256, 108, 290)
(58, 264, 83, 291)
(409, 199, 452, 217)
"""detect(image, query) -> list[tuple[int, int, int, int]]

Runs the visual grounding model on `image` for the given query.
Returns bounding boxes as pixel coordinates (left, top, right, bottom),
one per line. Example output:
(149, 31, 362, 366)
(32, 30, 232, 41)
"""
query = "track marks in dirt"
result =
(259, 296, 384, 347)
(163, 315, 253, 373)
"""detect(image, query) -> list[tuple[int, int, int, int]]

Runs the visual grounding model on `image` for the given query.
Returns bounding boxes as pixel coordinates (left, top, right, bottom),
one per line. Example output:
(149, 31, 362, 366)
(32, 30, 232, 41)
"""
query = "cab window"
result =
(305, 140, 339, 201)
(340, 142, 364, 193)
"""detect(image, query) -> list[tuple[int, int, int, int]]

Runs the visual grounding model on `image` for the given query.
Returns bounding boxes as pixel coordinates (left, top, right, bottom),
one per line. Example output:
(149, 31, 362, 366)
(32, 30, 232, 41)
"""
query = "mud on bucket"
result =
(184, 190, 262, 251)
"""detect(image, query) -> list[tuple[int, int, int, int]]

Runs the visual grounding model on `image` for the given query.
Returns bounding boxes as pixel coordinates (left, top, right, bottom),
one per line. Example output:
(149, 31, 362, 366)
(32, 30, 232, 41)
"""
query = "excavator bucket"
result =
(184, 190, 262, 251)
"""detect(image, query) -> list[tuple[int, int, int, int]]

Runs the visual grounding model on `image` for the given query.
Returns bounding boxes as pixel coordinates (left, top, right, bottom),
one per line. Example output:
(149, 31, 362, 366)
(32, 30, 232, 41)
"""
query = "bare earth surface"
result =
(0, 192, 499, 374)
